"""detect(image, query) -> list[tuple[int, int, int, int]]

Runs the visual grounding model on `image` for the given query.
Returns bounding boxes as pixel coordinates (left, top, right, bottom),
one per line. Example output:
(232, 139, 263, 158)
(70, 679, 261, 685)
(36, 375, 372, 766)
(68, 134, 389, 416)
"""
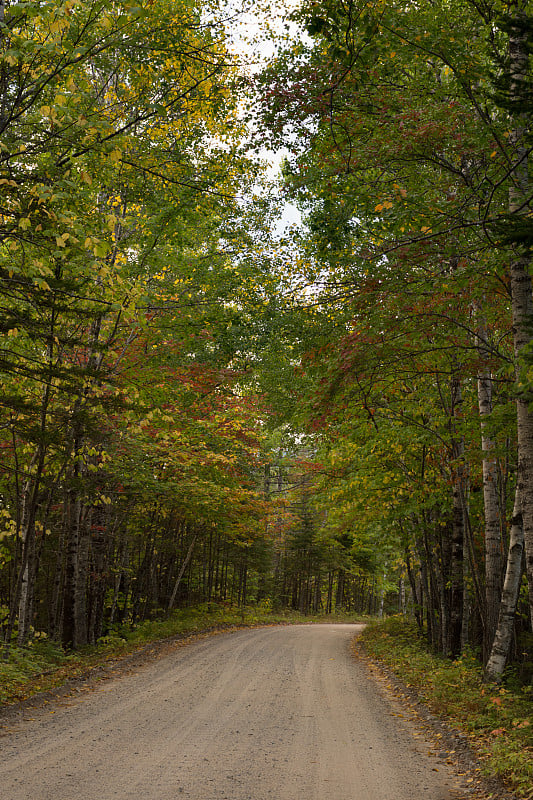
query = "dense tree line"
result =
(0, 0, 274, 653)
(255, 0, 533, 682)
(0, 0, 366, 658)
(1, 0, 532, 688)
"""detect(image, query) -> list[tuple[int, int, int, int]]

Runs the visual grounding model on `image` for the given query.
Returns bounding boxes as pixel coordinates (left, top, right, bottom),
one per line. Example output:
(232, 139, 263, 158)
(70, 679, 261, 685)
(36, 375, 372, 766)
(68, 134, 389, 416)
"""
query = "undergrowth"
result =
(360, 616, 533, 799)
(0, 604, 364, 706)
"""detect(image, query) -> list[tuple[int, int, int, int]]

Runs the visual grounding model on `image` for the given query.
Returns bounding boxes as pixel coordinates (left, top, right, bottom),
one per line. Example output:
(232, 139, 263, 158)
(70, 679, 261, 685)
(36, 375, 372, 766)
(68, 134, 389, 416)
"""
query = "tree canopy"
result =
(0, 0, 532, 685)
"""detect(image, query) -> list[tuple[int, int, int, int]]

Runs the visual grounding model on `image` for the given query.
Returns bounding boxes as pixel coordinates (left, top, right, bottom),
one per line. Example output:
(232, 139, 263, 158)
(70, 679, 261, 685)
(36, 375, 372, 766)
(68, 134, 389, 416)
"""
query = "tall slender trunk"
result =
(109, 541, 129, 628)
(476, 329, 503, 661)
(62, 492, 82, 648)
(168, 531, 197, 613)
(49, 504, 67, 640)
(508, 6, 533, 627)
(6, 304, 57, 653)
(3, 423, 49, 654)
(484, 487, 524, 682)
(16, 474, 39, 646)
(448, 373, 466, 657)
(405, 544, 423, 630)
(435, 522, 450, 653)
(74, 504, 91, 646)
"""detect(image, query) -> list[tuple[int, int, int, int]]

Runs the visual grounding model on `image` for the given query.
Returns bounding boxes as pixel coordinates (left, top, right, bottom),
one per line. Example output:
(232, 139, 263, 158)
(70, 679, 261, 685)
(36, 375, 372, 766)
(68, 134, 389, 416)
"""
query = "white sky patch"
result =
(224, 0, 303, 237)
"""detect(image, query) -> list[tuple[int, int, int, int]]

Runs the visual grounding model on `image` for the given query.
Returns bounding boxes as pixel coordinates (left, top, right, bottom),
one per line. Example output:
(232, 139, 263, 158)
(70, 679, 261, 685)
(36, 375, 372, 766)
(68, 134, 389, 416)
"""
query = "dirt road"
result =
(0, 624, 470, 799)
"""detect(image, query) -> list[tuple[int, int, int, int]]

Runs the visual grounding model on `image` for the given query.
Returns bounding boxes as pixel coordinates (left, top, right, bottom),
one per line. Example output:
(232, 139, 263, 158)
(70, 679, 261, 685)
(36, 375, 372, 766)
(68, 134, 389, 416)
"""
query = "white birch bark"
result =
(508, 5, 533, 628)
(476, 321, 503, 659)
(484, 4, 533, 681)
(484, 490, 524, 682)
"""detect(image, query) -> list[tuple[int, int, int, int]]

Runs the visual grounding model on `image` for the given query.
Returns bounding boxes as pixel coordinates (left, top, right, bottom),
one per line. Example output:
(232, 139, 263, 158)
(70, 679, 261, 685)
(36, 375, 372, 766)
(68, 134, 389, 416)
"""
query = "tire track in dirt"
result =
(0, 624, 476, 800)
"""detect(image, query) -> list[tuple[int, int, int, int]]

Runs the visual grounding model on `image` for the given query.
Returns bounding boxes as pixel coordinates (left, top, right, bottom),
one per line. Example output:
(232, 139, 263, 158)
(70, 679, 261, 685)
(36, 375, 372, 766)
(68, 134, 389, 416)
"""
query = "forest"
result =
(0, 0, 532, 687)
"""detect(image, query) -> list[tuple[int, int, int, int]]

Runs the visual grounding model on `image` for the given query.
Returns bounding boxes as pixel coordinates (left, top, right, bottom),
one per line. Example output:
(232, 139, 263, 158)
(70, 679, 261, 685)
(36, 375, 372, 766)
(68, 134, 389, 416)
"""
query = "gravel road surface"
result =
(0, 624, 469, 799)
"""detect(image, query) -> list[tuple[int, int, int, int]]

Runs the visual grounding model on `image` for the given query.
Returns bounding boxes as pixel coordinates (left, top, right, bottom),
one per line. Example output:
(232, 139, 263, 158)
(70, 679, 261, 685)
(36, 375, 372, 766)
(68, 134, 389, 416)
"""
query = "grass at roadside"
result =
(360, 616, 533, 799)
(0, 604, 364, 707)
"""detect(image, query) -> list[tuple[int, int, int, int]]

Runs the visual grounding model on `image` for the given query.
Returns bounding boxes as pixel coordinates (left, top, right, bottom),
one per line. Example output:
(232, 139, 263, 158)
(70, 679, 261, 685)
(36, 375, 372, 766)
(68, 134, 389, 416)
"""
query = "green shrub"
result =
(361, 617, 533, 798)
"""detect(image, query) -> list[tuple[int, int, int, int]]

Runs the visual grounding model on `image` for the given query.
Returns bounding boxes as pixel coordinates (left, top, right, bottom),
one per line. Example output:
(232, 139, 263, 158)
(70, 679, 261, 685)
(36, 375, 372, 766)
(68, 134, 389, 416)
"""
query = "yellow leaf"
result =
(93, 241, 109, 258)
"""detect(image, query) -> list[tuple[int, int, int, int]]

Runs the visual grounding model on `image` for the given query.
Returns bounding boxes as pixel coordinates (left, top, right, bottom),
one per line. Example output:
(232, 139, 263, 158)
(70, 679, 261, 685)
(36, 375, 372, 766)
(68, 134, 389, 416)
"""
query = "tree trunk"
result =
(3, 457, 45, 655)
(62, 493, 81, 649)
(477, 345, 503, 661)
(508, 4, 533, 629)
(168, 533, 197, 613)
(109, 542, 128, 628)
(17, 486, 37, 646)
(484, 487, 524, 682)
(447, 374, 466, 658)
(49, 498, 68, 640)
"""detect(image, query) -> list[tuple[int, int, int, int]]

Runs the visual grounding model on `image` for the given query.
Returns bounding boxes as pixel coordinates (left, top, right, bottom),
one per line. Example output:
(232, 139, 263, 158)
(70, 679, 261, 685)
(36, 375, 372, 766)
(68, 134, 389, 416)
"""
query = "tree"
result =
(255, 0, 532, 671)
(0, 0, 278, 651)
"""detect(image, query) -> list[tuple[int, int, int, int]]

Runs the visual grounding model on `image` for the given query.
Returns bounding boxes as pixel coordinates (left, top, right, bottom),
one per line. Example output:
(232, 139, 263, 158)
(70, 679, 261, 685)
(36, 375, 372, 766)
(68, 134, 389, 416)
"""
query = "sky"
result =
(224, 0, 303, 236)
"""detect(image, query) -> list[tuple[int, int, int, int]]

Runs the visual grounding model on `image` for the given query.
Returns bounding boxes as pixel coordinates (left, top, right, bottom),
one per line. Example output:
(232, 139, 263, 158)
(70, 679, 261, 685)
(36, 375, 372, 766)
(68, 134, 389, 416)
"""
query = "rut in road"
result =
(0, 624, 469, 800)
